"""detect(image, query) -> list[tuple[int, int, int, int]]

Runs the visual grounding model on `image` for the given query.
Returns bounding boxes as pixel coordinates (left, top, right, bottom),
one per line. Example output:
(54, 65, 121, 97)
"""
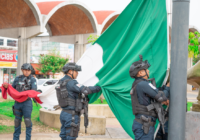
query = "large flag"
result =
(77, 0, 168, 138)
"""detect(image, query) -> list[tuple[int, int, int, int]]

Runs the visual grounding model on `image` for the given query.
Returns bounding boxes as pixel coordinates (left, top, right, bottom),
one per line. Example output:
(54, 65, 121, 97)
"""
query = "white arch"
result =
(24, 0, 42, 26)
(43, 0, 98, 36)
(189, 25, 200, 33)
(100, 11, 121, 34)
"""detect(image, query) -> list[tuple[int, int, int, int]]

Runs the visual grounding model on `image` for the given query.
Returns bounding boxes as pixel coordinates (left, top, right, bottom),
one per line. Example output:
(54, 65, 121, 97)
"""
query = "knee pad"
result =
(24, 118, 32, 128)
(14, 118, 21, 127)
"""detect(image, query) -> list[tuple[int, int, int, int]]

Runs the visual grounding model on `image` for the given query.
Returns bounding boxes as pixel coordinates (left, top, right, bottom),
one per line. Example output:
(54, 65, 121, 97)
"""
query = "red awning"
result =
(31, 63, 41, 75)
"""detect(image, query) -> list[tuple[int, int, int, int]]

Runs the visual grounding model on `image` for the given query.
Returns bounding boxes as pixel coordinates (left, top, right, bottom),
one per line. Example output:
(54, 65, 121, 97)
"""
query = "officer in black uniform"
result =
(3, 63, 37, 140)
(129, 55, 170, 140)
(56, 63, 101, 140)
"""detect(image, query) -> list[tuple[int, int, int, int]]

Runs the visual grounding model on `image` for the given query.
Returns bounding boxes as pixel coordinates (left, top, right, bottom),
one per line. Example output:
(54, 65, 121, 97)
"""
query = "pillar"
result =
(17, 28, 31, 76)
(74, 34, 86, 63)
(168, 0, 190, 139)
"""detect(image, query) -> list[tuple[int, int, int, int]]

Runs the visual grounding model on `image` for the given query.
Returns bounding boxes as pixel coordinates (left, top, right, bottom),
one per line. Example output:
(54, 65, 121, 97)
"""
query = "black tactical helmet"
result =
(21, 63, 33, 70)
(62, 63, 81, 74)
(129, 55, 151, 78)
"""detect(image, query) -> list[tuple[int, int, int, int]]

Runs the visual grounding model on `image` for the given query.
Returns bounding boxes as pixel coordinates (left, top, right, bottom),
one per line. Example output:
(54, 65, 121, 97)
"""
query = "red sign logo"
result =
(0, 52, 17, 62)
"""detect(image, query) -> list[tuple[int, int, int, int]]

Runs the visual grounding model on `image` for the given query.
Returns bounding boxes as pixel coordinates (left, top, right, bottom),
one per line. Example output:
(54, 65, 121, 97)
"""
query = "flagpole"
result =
(168, 0, 190, 140)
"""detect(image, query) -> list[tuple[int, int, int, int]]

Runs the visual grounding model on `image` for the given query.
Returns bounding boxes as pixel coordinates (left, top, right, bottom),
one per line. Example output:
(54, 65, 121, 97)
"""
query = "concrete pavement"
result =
(0, 118, 132, 140)
(187, 91, 198, 102)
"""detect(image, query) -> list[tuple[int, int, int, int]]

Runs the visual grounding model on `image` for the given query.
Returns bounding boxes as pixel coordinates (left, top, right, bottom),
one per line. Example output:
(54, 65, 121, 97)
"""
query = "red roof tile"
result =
(93, 11, 115, 24)
(37, 1, 64, 15)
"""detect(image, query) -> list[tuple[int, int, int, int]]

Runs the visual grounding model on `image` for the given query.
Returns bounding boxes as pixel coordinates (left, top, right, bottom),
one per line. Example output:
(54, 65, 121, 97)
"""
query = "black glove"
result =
(96, 86, 101, 92)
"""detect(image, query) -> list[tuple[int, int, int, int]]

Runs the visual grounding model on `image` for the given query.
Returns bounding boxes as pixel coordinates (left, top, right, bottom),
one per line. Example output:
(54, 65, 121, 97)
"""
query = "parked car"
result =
(37, 79, 58, 93)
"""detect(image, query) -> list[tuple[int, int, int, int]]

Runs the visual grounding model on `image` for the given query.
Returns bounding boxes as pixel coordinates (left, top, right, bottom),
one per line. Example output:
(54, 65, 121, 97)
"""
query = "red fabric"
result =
(1, 83, 43, 104)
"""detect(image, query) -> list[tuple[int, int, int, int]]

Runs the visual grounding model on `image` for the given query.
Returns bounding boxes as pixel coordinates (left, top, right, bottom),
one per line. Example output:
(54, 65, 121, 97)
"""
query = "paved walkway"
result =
(0, 118, 132, 140)
(187, 91, 198, 102)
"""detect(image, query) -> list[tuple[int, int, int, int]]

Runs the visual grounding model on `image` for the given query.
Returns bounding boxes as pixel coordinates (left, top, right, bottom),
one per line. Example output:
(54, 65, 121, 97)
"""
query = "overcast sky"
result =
(34, 0, 200, 30)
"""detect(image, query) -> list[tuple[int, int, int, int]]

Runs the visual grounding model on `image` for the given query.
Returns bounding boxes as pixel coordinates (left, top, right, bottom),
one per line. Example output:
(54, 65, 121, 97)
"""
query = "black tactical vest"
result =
(130, 79, 157, 117)
(16, 75, 31, 92)
(55, 79, 76, 108)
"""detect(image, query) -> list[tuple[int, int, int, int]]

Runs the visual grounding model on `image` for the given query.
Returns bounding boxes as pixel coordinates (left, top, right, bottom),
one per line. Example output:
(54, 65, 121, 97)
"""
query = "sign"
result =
(0, 50, 18, 62)
(0, 62, 17, 68)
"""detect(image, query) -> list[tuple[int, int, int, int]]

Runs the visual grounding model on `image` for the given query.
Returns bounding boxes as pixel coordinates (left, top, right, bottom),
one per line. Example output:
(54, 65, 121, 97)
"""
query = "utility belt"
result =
(15, 97, 31, 104)
(62, 109, 80, 116)
(62, 109, 80, 137)
(12, 106, 22, 118)
(135, 115, 156, 134)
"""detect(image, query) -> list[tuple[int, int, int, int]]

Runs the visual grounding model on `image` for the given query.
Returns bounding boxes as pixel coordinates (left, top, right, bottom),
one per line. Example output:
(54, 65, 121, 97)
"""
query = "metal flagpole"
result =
(168, 0, 190, 140)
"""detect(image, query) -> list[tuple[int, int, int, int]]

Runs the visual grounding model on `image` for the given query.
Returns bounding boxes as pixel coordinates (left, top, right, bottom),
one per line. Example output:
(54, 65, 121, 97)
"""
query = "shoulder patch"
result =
(76, 84, 83, 88)
(149, 83, 156, 90)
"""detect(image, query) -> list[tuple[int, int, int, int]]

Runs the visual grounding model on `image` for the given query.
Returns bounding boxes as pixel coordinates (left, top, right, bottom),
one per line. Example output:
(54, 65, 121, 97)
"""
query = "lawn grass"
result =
(92, 99, 108, 104)
(0, 100, 42, 121)
(0, 125, 14, 134)
(187, 102, 193, 111)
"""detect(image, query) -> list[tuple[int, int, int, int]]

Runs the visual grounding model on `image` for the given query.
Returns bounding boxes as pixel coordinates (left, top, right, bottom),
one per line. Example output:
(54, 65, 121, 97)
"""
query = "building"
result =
(0, 37, 18, 85)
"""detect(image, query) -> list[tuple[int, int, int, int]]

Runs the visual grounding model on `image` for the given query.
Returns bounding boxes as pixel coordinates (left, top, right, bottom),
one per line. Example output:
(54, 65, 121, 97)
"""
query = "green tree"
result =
(188, 31, 200, 58)
(37, 49, 68, 78)
(188, 31, 200, 64)
(87, 34, 99, 44)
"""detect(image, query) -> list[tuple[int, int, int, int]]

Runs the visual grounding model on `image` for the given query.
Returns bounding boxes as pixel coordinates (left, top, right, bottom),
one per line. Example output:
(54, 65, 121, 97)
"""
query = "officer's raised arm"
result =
(136, 81, 169, 103)
(69, 80, 101, 95)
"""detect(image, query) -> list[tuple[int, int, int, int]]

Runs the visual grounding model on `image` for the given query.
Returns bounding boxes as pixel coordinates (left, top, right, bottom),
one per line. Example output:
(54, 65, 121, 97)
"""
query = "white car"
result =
(37, 79, 58, 93)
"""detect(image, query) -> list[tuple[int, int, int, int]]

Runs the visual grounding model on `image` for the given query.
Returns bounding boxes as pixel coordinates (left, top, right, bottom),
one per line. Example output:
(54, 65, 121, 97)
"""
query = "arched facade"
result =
(101, 11, 120, 34)
(37, 1, 98, 36)
(0, 0, 42, 29)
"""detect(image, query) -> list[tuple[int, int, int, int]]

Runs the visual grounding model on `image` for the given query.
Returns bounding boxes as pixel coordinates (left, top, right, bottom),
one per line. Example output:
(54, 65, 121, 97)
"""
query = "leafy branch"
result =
(37, 49, 68, 78)
(87, 34, 99, 44)
(188, 31, 200, 58)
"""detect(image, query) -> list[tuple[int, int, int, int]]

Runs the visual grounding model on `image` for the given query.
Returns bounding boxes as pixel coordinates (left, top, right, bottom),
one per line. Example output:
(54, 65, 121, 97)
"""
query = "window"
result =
(52, 80, 58, 84)
(0, 39, 3, 46)
(38, 79, 47, 85)
(45, 80, 53, 85)
(7, 40, 17, 47)
(42, 41, 60, 51)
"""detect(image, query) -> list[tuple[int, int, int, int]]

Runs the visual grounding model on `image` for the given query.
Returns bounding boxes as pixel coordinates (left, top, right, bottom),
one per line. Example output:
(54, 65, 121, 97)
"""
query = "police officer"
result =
(56, 63, 101, 140)
(3, 63, 37, 140)
(129, 55, 170, 140)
